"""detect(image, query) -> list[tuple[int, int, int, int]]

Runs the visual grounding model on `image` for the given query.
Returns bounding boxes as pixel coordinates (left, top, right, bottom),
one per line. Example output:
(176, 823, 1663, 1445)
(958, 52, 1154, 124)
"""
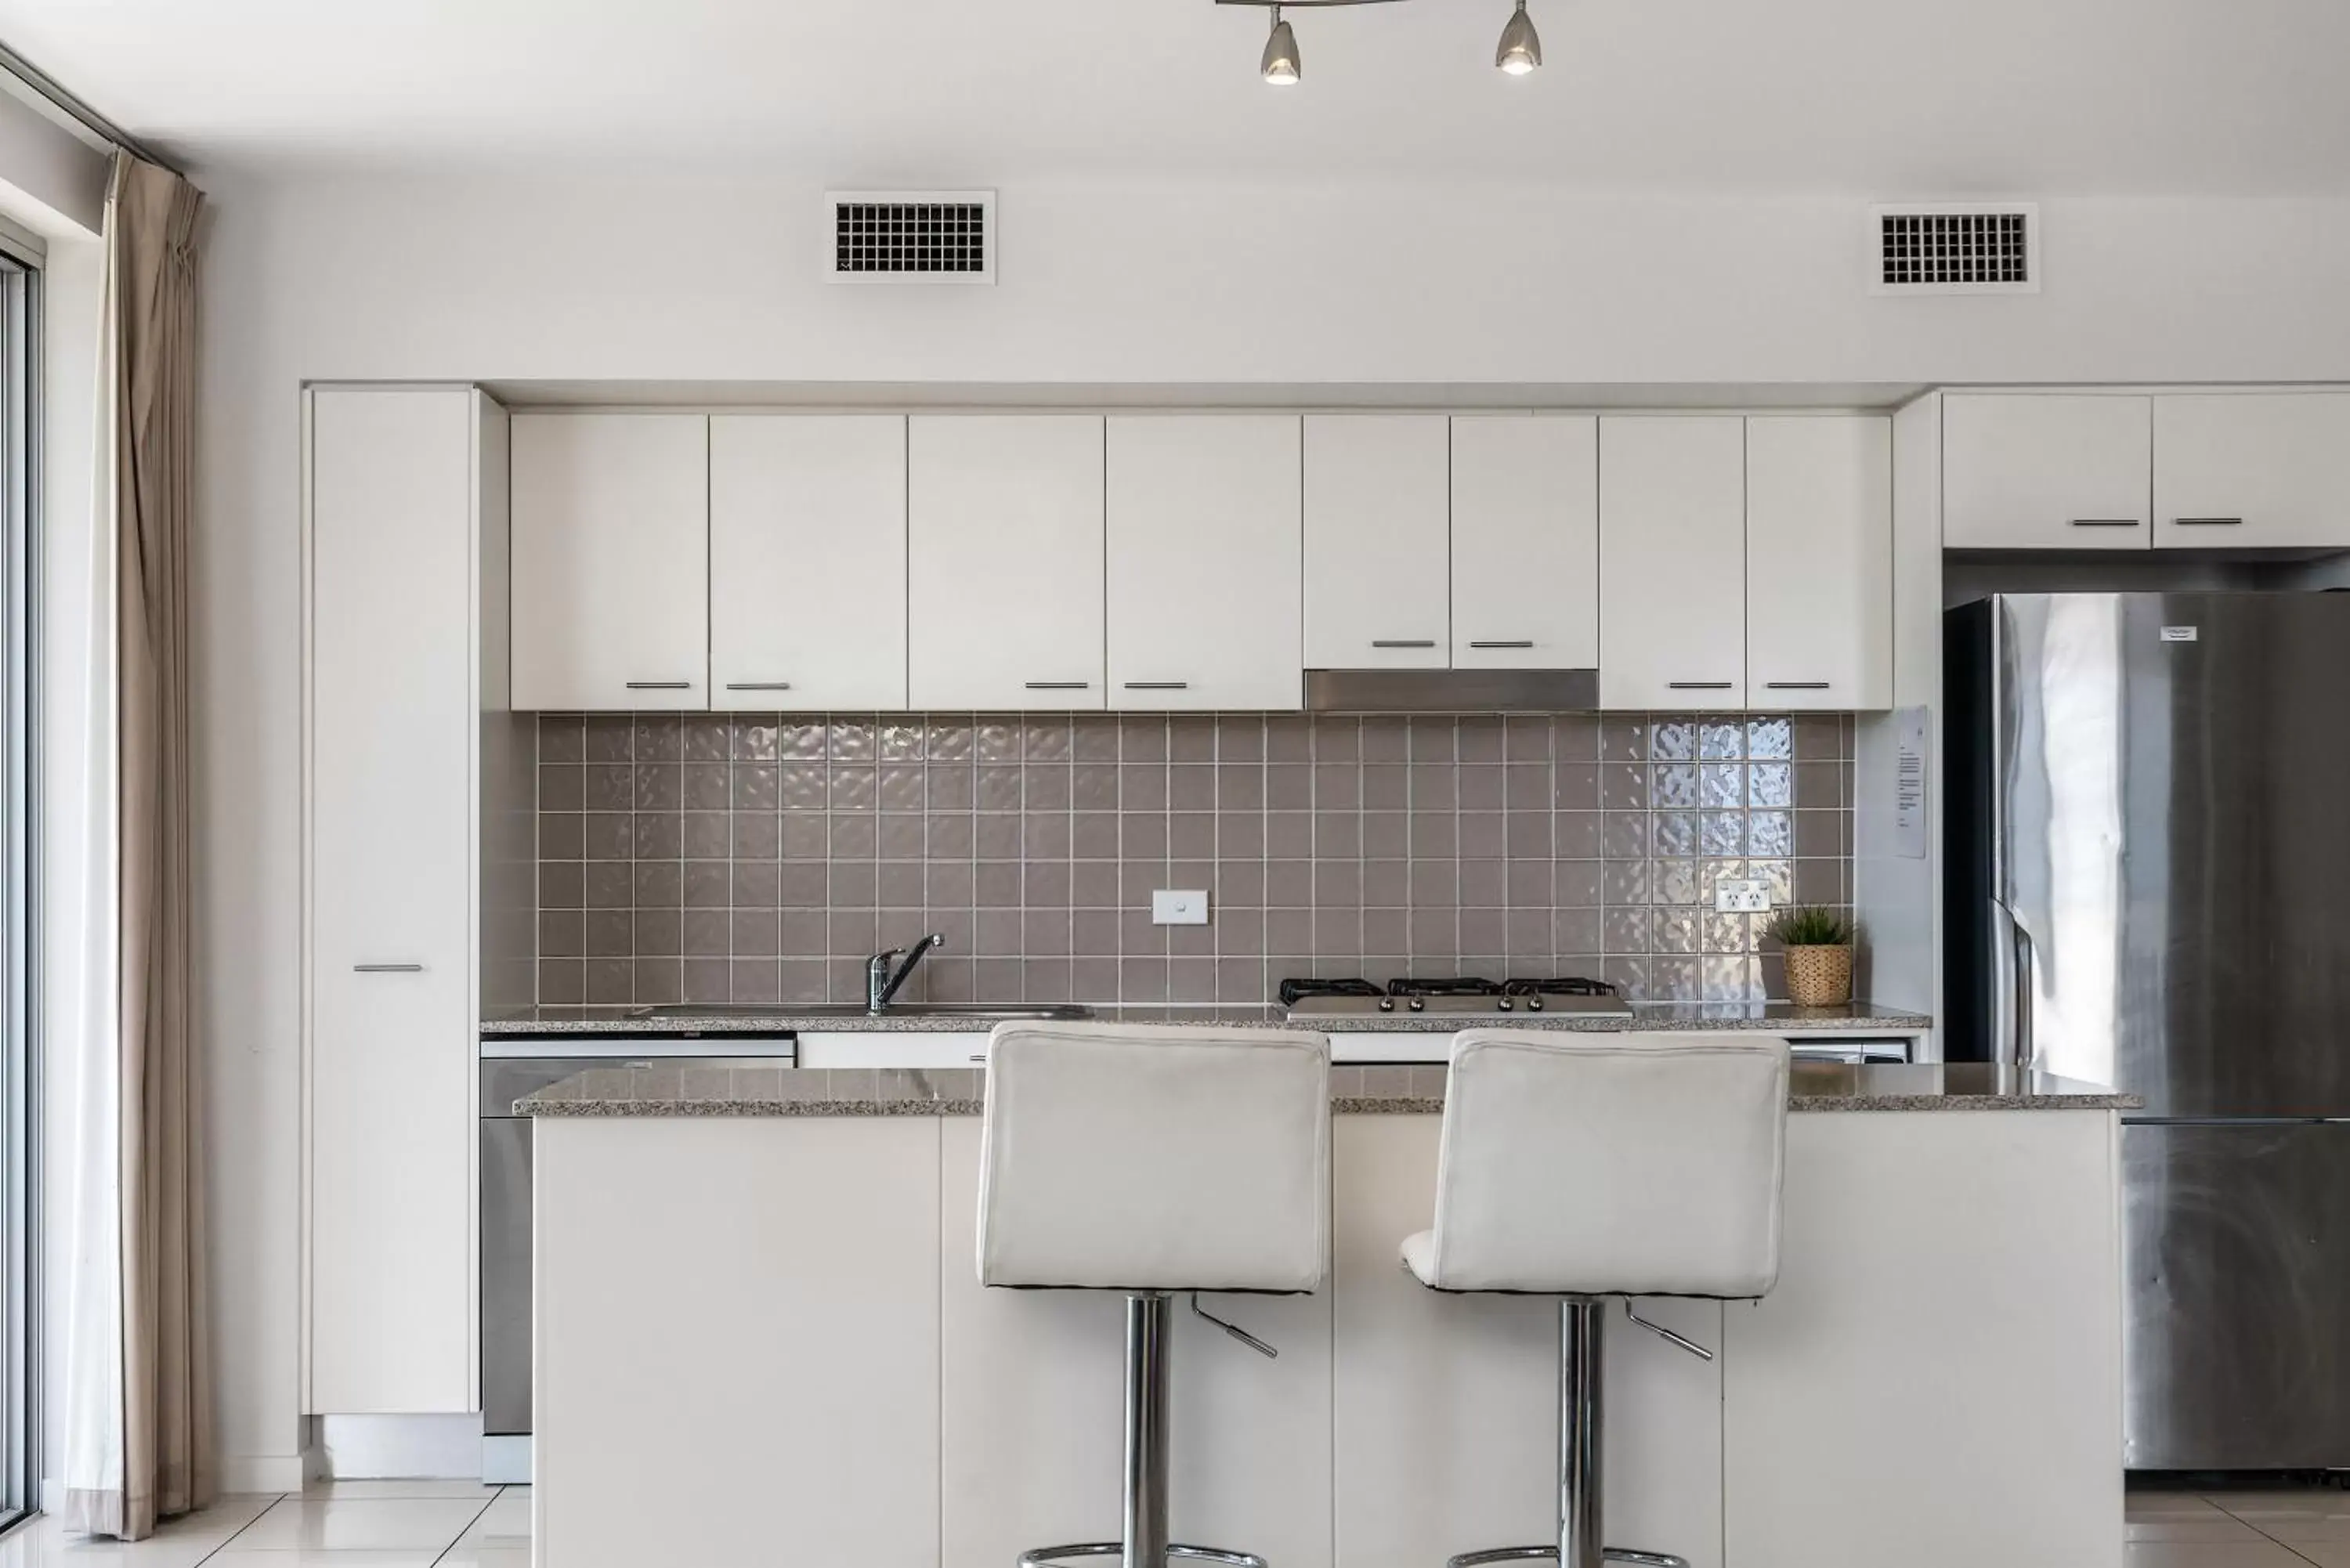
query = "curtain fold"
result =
(63, 148, 209, 1542)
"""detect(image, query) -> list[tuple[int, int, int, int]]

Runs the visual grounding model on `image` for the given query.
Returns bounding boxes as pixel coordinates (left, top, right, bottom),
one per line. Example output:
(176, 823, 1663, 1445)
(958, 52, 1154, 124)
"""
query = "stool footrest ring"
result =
(1018, 1543, 1270, 1568)
(1448, 1548, 1689, 1568)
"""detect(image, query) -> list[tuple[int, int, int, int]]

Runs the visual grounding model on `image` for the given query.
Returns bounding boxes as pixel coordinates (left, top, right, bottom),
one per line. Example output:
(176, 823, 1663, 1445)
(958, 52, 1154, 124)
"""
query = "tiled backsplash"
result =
(533, 712, 1854, 1009)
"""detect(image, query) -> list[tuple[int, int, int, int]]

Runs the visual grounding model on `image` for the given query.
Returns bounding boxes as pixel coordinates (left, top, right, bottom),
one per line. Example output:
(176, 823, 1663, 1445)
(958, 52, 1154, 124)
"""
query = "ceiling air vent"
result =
(1870, 203, 2039, 295)
(829, 190, 996, 284)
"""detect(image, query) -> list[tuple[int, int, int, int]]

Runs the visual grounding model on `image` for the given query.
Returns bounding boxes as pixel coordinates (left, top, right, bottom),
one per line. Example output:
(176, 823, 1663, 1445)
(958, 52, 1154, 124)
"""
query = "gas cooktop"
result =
(1277, 976, 1632, 1021)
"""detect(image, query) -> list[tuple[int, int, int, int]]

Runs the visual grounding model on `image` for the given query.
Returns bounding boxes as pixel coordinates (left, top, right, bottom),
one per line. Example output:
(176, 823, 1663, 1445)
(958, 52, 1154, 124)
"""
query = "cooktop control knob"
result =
(1378, 997, 1394, 1012)
(1496, 997, 1515, 1011)
(1408, 997, 1426, 1012)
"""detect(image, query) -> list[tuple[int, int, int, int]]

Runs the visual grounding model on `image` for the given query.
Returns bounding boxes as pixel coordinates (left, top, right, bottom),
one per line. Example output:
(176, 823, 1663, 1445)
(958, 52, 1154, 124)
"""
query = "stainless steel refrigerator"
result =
(1947, 591, 2350, 1472)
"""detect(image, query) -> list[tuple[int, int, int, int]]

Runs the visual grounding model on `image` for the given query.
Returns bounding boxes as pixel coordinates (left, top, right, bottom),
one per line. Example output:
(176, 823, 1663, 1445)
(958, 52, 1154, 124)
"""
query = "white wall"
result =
(194, 167, 2350, 1477)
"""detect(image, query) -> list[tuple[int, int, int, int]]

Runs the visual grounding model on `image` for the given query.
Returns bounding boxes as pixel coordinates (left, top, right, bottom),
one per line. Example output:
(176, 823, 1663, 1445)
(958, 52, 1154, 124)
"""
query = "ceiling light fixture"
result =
(1495, 0, 1542, 74)
(1262, 5, 1302, 85)
(1217, 0, 1424, 87)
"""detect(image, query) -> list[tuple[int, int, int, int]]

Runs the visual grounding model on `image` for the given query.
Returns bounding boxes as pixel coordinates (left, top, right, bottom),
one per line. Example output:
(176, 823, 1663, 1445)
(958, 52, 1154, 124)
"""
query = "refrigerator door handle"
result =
(1991, 899, 2036, 1068)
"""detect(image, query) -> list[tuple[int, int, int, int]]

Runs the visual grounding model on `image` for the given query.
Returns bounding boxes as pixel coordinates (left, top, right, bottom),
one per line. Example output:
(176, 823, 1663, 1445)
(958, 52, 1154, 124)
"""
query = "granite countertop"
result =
(519, 1060, 2138, 1118)
(482, 1000, 1933, 1039)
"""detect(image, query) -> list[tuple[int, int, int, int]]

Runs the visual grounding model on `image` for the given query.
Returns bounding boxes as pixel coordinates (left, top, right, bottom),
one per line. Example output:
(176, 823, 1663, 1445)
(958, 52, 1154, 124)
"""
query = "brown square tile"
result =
(537, 959, 584, 1003)
(1072, 861, 1119, 906)
(538, 910, 584, 959)
(830, 861, 878, 909)
(538, 860, 583, 909)
(537, 716, 585, 763)
(632, 862, 682, 909)
(831, 814, 879, 858)
(680, 958, 728, 1004)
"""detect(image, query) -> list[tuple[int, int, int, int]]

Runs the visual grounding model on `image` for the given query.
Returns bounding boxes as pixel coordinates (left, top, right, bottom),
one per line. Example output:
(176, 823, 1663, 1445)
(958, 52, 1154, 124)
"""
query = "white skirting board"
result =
(313, 1413, 484, 1480)
(218, 1452, 310, 1494)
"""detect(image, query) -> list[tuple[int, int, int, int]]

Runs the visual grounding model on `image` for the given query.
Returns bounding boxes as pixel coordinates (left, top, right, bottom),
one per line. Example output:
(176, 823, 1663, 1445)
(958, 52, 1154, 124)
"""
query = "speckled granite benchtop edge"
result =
(520, 1063, 2139, 1117)
(483, 1002, 1932, 1037)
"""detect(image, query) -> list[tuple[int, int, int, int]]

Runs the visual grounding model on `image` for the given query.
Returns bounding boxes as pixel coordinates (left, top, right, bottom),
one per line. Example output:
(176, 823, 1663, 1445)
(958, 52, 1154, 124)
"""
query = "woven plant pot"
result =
(1784, 944, 1854, 1007)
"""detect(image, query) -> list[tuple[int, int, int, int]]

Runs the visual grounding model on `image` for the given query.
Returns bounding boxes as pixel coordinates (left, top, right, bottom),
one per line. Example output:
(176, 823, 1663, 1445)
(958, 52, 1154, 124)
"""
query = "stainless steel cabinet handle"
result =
(2067, 518, 2141, 529)
(352, 963, 425, 974)
(1765, 681, 1832, 690)
(625, 681, 693, 691)
(2174, 516, 2245, 527)
(724, 681, 794, 692)
(1668, 681, 1736, 690)
(1123, 681, 1190, 691)
(1371, 639, 1437, 649)
(1469, 640, 1535, 650)
(1024, 681, 1091, 691)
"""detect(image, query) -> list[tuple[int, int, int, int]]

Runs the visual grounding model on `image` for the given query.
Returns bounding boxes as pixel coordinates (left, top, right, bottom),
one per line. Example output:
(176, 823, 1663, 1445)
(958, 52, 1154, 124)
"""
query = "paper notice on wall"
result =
(1893, 707, 1930, 860)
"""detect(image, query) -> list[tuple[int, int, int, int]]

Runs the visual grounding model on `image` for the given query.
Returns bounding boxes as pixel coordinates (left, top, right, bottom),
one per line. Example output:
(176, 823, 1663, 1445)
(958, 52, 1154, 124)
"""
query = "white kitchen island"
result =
(523, 1060, 2128, 1568)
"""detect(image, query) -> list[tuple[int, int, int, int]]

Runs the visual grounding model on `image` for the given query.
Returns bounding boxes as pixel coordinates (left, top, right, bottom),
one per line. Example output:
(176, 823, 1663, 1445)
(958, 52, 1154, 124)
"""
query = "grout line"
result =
(189, 1489, 290, 1563)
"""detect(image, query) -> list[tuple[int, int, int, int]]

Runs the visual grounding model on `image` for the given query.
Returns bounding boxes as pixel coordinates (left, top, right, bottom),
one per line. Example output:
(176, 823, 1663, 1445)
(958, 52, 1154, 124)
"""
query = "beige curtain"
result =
(101, 148, 210, 1540)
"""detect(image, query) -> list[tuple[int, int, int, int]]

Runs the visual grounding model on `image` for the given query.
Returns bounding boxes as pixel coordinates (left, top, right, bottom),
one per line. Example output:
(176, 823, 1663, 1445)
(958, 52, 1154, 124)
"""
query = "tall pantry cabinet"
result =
(302, 385, 531, 1417)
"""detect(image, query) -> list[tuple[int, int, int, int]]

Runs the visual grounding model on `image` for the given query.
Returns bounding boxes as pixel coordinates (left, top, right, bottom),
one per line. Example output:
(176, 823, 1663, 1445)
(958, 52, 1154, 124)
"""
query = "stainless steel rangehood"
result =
(1303, 667, 1599, 713)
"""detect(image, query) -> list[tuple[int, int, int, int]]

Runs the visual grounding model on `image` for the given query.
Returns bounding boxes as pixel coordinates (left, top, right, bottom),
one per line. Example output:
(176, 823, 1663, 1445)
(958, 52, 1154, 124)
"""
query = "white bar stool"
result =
(1402, 1029, 1791, 1568)
(980, 1021, 1333, 1568)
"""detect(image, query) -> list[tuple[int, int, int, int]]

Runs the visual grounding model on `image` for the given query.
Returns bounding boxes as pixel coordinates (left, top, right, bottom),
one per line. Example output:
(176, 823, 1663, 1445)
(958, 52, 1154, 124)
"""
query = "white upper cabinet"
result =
(2153, 392, 2350, 548)
(1745, 416, 1893, 711)
(1599, 417, 1748, 710)
(511, 413, 710, 709)
(709, 415, 908, 711)
(1941, 394, 2153, 549)
(1106, 415, 1303, 710)
(1449, 415, 1600, 670)
(1303, 415, 1451, 669)
(908, 415, 1106, 710)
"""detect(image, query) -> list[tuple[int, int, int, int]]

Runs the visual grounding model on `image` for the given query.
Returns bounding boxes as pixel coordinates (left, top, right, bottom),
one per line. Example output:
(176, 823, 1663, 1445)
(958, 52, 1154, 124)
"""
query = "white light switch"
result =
(1152, 890, 1209, 926)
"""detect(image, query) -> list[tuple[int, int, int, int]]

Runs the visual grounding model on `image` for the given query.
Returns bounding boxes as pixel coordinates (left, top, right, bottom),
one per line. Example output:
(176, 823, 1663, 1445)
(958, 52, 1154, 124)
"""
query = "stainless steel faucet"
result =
(866, 934, 946, 1013)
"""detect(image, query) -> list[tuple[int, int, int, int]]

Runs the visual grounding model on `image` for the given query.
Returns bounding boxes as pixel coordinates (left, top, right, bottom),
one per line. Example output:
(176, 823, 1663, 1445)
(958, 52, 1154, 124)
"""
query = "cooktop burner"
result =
(1277, 975, 1631, 1021)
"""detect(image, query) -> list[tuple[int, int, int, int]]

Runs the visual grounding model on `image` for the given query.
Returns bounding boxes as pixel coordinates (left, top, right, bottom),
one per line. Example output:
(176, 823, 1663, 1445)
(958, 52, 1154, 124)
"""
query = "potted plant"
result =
(1764, 905, 1857, 1007)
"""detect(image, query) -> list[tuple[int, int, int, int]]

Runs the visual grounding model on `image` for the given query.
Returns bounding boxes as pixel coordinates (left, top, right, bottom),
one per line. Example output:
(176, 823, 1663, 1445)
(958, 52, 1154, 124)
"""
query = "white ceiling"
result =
(2, 0, 2348, 193)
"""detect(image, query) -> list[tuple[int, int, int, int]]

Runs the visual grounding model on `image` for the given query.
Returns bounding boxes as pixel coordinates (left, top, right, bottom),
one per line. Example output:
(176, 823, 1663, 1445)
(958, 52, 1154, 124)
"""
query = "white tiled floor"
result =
(0, 1483, 527, 1567)
(9, 1479, 2350, 1565)
(2129, 1487, 2350, 1566)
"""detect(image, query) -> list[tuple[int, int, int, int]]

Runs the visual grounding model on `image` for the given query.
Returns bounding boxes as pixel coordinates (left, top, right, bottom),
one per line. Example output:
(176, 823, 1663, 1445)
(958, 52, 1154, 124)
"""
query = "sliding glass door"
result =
(0, 240, 39, 1532)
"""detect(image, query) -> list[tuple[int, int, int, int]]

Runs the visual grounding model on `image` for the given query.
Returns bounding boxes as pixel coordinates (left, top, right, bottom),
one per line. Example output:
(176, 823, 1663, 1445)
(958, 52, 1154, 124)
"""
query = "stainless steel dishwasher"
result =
(479, 1039, 797, 1482)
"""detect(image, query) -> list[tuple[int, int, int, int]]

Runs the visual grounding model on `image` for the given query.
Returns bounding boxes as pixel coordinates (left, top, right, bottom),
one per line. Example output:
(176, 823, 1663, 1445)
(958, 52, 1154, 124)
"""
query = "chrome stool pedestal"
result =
(1444, 1299, 1690, 1568)
(1016, 1293, 1268, 1568)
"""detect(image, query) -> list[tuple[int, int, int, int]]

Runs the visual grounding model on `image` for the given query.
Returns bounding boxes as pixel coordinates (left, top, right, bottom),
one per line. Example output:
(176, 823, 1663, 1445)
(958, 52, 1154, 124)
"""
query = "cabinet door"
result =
(1107, 415, 1302, 711)
(1723, 1113, 2122, 1568)
(537, 1118, 942, 1568)
(2154, 392, 2350, 548)
(939, 1120, 1333, 1567)
(909, 415, 1106, 709)
(1451, 415, 1599, 670)
(1303, 414, 1451, 669)
(307, 387, 478, 1414)
(1332, 1118, 1724, 1568)
(511, 413, 710, 709)
(1599, 417, 1747, 709)
(710, 414, 908, 710)
(1942, 394, 2152, 549)
(1746, 416, 1893, 711)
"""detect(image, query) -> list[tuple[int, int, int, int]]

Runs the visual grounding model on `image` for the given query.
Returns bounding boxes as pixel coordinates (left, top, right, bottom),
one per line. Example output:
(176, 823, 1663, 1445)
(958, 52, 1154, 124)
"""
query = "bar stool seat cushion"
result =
(979, 1022, 1332, 1293)
(1407, 1029, 1790, 1299)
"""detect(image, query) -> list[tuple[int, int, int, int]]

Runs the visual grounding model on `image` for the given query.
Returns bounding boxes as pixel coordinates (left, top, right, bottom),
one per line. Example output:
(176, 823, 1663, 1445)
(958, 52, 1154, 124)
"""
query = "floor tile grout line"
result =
(190, 1490, 287, 1563)
(425, 1483, 508, 1566)
(2200, 1491, 2338, 1564)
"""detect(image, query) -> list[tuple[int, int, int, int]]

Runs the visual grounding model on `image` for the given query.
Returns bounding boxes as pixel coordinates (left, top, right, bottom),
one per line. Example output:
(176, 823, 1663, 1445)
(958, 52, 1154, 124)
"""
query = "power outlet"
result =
(1713, 878, 1773, 915)
(1152, 889, 1209, 926)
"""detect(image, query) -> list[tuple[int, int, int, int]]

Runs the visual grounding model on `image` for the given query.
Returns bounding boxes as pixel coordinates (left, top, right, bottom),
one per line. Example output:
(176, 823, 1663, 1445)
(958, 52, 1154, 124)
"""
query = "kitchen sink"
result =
(627, 1003, 1093, 1021)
